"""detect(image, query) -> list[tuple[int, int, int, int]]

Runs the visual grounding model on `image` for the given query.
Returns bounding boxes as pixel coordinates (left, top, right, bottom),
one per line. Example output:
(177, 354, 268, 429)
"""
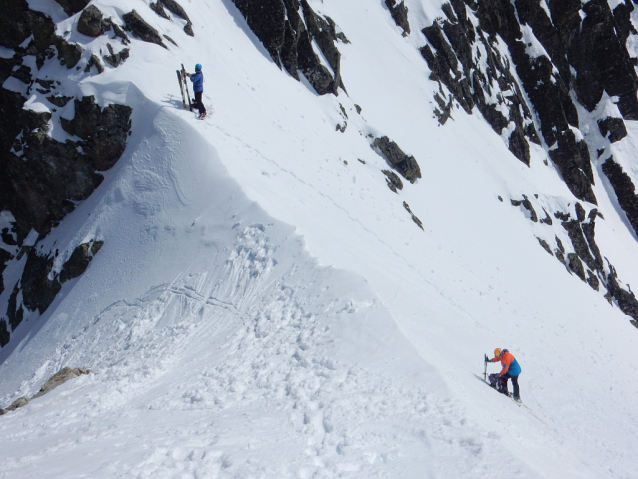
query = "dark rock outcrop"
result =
(61, 96, 132, 171)
(230, 0, 346, 96)
(59, 241, 103, 283)
(419, 5, 537, 167)
(84, 54, 105, 74)
(562, 219, 597, 272)
(54, 0, 90, 16)
(103, 44, 130, 68)
(598, 117, 627, 143)
(0, 1, 130, 350)
(159, 0, 194, 36)
(77, 4, 105, 37)
(418, 0, 621, 204)
(537, 237, 553, 256)
(385, 0, 410, 36)
(606, 265, 638, 325)
(123, 10, 167, 48)
(150, 2, 170, 20)
(382, 170, 404, 193)
(567, 252, 586, 281)
(511, 196, 537, 222)
(602, 157, 638, 238)
(373, 137, 421, 184)
(403, 202, 424, 230)
(21, 251, 62, 315)
(0, 320, 9, 347)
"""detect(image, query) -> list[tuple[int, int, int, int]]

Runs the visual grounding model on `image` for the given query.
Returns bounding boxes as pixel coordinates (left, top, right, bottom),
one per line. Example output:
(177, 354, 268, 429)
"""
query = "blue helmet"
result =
(195, 63, 202, 71)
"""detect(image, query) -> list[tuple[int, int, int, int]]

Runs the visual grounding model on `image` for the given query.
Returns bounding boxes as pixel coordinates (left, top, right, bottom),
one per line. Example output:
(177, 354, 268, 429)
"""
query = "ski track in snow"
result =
(0, 220, 535, 478)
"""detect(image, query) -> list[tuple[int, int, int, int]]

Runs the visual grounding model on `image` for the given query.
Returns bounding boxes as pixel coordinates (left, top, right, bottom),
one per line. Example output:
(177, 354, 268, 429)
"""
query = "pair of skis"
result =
(176, 63, 192, 111)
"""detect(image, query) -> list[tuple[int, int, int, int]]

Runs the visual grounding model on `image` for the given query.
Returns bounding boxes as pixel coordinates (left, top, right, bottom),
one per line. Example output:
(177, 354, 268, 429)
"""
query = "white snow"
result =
(1, 0, 638, 478)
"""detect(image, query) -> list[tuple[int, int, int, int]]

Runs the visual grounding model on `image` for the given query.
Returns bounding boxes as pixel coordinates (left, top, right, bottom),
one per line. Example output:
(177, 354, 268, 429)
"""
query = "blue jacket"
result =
(189, 71, 204, 92)
(501, 350, 521, 376)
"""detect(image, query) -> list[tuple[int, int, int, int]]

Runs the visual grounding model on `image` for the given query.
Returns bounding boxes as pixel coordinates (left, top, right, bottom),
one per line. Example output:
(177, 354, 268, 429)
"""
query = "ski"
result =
(473, 373, 527, 408)
(181, 63, 193, 111)
(176, 70, 187, 109)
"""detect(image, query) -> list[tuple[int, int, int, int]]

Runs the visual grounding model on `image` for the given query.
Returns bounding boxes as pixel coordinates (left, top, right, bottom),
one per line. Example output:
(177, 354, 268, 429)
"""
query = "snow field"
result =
(1, 0, 638, 477)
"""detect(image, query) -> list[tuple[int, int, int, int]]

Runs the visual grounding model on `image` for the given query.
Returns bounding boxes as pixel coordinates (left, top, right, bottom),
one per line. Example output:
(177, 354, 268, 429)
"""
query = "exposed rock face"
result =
(1, 95, 131, 238)
(403, 202, 424, 230)
(32, 367, 91, 399)
(567, 252, 586, 281)
(0, 320, 9, 347)
(0, 367, 91, 415)
(150, 2, 170, 20)
(103, 44, 130, 68)
(230, 0, 347, 95)
(607, 266, 638, 325)
(373, 137, 421, 184)
(21, 251, 62, 315)
(54, 0, 90, 16)
(4, 239, 103, 341)
(602, 157, 638, 238)
(0, 1, 132, 350)
(0, 396, 29, 415)
(159, 0, 194, 36)
(419, 4, 537, 167)
(77, 4, 105, 37)
(598, 117, 628, 143)
(511, 196, 538, 222)
(383, 170, 404, 193)
(385, 0, 410, 36)
(510, 195, 638, 325)
(123, 10, 167, 49)
(416, 0, 638, 204)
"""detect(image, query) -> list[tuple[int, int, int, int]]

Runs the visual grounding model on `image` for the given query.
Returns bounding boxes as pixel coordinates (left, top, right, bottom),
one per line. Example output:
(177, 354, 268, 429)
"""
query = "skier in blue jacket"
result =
(186, 64, 207, 118)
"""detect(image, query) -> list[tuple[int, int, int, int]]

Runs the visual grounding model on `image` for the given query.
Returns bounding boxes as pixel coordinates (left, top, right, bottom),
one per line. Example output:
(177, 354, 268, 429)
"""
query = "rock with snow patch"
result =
(61, 95, 132, 171)
(602, 157, 638, 238)
(123, 10, 167, 49)
(385, 0, 410, 36)
(150, 2, 170, 20)
(77, 5, 105, 37)
(0, 396, 29, 415)
(383, 170, 403, 193)
(54, 0, 90, 16)
(373, 137, 421, 184)
(567, 253, 586, 281)
(598, 117, 627, 143)
(32, 367, 91, 399)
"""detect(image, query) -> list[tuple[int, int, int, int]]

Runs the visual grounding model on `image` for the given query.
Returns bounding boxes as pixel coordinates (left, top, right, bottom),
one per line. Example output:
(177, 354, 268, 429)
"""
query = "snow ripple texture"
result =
(0, 220, 524, 478)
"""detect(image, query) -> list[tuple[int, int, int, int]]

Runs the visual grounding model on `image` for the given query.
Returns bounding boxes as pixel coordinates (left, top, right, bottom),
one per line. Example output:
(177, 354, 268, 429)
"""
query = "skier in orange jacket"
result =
(487, 348, 521, 401)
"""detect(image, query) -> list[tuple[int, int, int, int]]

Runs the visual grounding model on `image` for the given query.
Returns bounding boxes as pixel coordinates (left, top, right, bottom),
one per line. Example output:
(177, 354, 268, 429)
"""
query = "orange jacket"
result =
(490, 350, 518, 376)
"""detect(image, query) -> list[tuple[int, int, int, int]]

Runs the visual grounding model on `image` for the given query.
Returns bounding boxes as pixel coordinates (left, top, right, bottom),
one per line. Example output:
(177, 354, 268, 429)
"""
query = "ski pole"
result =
(483, 354, 488, 380)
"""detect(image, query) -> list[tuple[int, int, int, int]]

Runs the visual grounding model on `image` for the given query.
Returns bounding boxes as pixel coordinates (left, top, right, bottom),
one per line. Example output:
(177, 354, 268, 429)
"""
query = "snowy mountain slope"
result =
(1, 0, 638, 477)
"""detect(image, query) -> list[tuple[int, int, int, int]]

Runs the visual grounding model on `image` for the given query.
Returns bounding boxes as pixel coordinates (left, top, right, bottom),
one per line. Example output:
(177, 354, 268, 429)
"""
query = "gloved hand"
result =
(484, 354, 488, 362)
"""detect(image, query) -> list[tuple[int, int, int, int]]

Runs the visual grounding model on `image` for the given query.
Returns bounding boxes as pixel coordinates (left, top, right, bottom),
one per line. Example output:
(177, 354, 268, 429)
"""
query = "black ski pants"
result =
(502, 373, 520, 398)
(489, 373, 520, 398)
(194, 91, 207, 114)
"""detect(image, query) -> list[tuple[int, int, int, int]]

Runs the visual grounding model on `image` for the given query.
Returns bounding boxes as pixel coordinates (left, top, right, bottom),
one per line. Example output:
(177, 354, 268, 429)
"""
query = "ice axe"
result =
(483, 354, 488, 380)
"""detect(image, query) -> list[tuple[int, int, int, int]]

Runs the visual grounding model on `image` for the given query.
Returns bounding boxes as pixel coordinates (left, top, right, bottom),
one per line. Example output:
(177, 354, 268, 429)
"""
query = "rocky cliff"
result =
(2, 0, 638, 354)
(0, 0, 194, 348)
(403, 0, 638, 325)
(227, 0, 638, 326)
